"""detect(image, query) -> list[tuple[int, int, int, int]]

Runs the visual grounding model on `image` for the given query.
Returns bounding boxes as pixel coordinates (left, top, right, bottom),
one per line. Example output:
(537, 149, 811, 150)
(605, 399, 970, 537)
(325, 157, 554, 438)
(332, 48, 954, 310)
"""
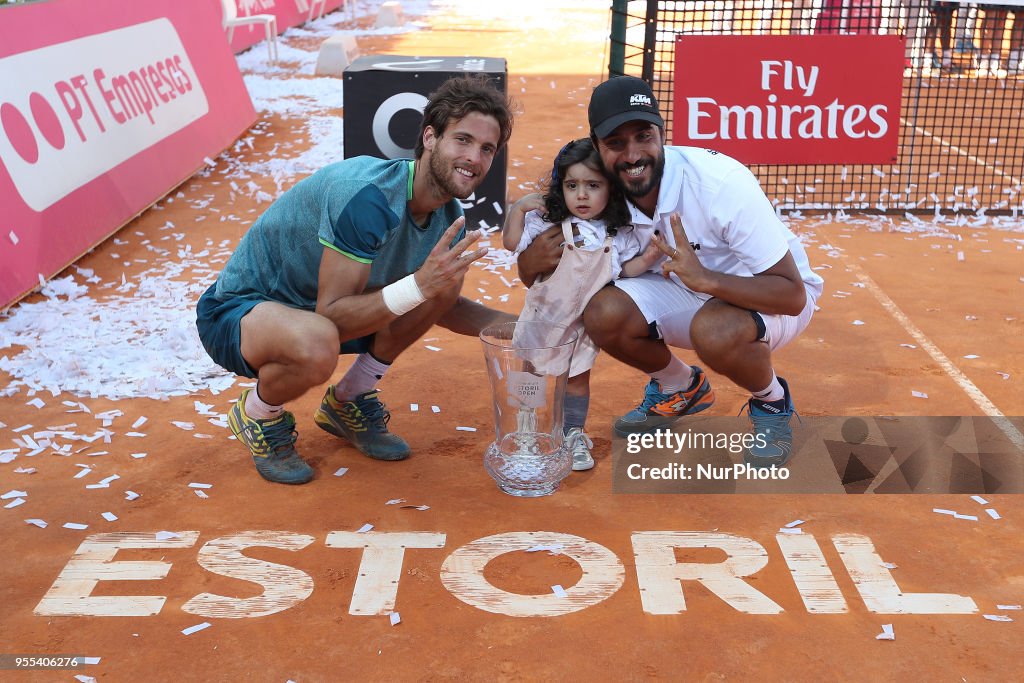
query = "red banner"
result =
(672, 35, 904, 165)
(0, 0, 257, 308)
(228, 0, 348, 53)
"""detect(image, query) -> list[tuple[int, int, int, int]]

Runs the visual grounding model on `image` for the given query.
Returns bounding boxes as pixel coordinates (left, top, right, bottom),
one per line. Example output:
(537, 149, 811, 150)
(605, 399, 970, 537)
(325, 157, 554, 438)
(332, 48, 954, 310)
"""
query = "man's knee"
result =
(291, 318, 340, 384)
(583, 287, 634, 343)
(690, 300, 757, 357)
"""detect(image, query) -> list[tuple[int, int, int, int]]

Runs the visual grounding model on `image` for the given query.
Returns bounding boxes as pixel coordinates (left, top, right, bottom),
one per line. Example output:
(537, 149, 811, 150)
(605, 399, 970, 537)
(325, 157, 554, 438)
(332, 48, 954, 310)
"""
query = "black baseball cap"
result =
(588, 76, 665, 139)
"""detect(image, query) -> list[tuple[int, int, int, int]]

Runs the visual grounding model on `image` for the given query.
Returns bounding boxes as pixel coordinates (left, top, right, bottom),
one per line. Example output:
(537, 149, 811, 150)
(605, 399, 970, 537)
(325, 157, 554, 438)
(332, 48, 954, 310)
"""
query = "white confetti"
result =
(784, 519, 805, 528)
(431, 405, 441, 413)
(983, 614, 1013, 622)
(334, 467, 348, 477)
(410, 403, 419, 412)
(125, 490, 140, 501)
(182, 622, 212, 635)
(456, 426, 477, 432)
(971, 495, 989, 505)
(551, 584, 568, 598)
(155, 531, 180, 540)
(195, 490, 209, 499)
(996, 605, 1022, 610)
(25, 518, 48, 528)
(851, 320, 865, 326)
(101, 512, 118, 522)
(357, 523, 373, 533)
(875, 624, 895, 640)
(4, 498, 26, 509)
(386, 498, 406, 505)
(63, 522, 89, 530)
(912, 391, 928, 399)
(389, 612, 401, 626)
(985, 508, 1001, 520)
(188, 482, 213, 489)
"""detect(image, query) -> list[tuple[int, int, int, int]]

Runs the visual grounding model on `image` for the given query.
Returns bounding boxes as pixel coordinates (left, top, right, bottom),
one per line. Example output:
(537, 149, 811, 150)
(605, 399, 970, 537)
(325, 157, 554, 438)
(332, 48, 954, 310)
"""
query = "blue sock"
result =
(563, 393, 589, 433)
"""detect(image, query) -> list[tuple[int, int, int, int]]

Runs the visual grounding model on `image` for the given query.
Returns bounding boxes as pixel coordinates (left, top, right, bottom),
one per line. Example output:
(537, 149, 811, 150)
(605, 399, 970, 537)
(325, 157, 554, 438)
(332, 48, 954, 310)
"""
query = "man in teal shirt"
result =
(197, 75, 514, 484)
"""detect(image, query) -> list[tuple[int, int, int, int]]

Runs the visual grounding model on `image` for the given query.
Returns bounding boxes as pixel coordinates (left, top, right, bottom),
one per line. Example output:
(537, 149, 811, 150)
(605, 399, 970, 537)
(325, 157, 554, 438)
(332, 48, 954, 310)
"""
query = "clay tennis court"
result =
(1, 1, 1022, 680)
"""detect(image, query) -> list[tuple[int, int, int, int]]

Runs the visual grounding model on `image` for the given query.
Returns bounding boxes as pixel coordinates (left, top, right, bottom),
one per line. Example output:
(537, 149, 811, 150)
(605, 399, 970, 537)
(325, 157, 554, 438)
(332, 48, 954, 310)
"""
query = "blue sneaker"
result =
(315, 387, 410, 461)
(744, 377, 797, 468)
(613, 366, 715, 436)
(228, 390, 314, 485)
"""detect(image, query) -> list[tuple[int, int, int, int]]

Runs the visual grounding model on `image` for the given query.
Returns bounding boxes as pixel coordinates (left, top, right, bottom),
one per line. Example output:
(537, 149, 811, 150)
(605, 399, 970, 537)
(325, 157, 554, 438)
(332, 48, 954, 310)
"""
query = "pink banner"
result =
(0, 0, 257, 308)
(672, 34, 904, 165)
(227, 0, 348, 53)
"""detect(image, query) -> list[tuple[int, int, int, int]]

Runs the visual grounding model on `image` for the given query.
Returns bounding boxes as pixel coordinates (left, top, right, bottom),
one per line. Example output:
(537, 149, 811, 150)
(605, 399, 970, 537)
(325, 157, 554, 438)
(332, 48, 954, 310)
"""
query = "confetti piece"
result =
(983, 615, 1013, 622)
(399, 505, 430, 511)
(130, 453, 147, 459)
(953, 513, 978, 521)
(25, 518, 48, 528)
(996, 605, 1022, 610)
(8, 231, 19, 245)
(971, 495, 989, 505)
(778, 528, 803, 535)
(357, 523, 373, 533)
(389, 612, 401, 626)
(27, 397, 45, 409)
(64, 522, 89, 530)
(334, 467, 348, 477)
(132, 416, 148, 429)
(933, 508, 956, 516)
(4, 498, 26, 509)
(195, 490, 209, 499)
(182, 622, 212, 635)
(425, 345, 441, 352)
(551, 584, 568, 598)
(155, 531, 180, 540)
(386, 499, 407, 505)
(985, 509, 1001, 520)
(881, 562, 898, 569)
(189, 483, 213, 489)
(456, 426, 477, 432)
(431, 405, 441, 413)
(876, 624, 895, 640)
(912, 391, 928, 399)
(851, 320, 865, 325)
(410, 403, 419, 412)
(102, 512, 118, 522)
(1, 489, 27, 499)
(125, 491, 140, 501)
(963, 354, 979, 359)
(784, 519, 805, 528)
(526, 544, 564, 554)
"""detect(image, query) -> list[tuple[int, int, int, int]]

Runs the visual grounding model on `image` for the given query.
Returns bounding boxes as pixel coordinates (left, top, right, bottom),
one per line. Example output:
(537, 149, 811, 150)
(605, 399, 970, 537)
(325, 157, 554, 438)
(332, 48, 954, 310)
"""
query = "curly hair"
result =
(414, 74, 514, 158)
(541, 138, 631, 231)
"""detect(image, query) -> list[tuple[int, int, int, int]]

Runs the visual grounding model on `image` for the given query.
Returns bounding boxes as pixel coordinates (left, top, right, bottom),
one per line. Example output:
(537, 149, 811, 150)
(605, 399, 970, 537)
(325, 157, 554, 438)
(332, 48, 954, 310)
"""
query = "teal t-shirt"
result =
(214, 156, 465, 308)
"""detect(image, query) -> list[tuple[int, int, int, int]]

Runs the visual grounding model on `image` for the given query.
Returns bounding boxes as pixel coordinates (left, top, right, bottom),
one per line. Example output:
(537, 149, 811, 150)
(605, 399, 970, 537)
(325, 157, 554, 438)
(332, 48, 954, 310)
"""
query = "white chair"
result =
(295, 0, 327, 22)
(221, 0, 278, 63)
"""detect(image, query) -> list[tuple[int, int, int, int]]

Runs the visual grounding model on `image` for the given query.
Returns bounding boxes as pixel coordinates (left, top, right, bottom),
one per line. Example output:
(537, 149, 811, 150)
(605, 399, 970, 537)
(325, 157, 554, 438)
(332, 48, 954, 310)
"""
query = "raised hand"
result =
(415, 217, 488, 297)
(650, 213, 713, 293)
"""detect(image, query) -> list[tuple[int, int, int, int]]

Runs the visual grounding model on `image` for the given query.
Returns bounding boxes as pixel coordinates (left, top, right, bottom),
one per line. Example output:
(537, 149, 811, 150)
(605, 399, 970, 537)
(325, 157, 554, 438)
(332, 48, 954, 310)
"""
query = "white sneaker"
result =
(565, 428, 594, 471)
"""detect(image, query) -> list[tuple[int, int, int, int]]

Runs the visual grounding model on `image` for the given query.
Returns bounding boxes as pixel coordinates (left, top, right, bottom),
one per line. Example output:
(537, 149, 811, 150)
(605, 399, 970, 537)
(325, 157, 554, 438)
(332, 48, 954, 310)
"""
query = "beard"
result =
(612, 148, 665, 200)
(427, 145, 474, 200)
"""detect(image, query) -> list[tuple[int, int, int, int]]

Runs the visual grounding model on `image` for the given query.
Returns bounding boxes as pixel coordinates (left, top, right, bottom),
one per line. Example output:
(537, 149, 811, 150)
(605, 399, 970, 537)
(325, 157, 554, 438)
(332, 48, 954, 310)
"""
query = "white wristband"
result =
(381, 273, 426, 316)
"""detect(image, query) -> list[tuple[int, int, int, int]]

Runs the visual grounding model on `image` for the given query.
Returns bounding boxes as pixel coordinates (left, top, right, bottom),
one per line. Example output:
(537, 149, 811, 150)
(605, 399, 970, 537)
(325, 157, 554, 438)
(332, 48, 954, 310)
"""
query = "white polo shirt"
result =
(628, 146, 823, 298)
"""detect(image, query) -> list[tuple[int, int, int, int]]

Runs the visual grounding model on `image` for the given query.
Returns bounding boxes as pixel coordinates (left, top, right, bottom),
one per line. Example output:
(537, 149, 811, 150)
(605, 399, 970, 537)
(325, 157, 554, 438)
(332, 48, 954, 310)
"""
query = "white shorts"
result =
(612, 272, 818, 352)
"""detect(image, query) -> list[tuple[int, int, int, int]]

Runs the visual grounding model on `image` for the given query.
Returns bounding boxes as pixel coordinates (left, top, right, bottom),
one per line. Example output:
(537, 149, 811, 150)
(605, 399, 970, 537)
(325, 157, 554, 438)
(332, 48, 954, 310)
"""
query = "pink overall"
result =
(516, 219, 614, 378)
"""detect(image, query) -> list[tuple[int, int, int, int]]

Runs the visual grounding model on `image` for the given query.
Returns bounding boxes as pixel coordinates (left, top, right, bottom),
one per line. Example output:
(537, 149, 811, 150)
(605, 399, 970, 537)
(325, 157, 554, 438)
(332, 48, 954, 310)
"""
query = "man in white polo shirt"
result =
(518, 76, 823, 467)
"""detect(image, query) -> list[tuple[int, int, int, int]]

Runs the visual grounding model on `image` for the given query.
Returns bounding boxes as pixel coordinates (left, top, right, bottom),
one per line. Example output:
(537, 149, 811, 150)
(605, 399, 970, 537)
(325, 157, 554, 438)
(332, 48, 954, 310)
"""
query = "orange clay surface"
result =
(1, 2, 1022, 681)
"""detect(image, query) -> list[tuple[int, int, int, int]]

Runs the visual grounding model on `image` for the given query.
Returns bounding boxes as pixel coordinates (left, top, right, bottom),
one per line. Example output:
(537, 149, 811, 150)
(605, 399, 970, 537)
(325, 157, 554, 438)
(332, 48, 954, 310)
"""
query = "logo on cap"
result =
(629, 94, 652, 107)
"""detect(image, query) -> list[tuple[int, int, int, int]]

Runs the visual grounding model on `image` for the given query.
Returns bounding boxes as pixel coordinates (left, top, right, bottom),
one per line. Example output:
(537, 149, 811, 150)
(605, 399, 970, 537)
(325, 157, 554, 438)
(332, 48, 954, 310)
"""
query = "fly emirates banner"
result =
(672, 34, 904, 165)
(0, 0, 257, 307)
